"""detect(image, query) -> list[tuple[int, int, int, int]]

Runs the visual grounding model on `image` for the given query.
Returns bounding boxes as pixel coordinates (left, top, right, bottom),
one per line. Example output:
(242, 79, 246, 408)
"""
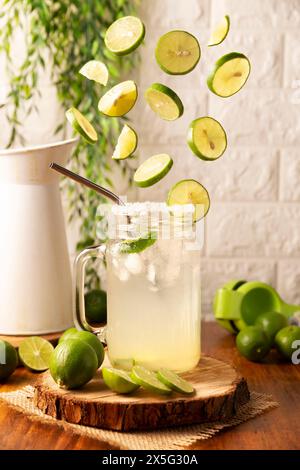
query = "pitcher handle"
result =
(73, 244, 106, 341)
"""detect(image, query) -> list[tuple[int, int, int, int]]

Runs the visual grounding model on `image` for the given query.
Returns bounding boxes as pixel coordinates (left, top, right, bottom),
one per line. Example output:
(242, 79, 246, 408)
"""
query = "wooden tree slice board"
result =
(34, 356, 250, 432)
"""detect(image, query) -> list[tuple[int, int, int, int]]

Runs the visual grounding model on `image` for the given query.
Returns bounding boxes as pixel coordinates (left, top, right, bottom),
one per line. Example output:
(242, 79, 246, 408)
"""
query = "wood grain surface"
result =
(0, 322, 299, 449)
(34, 356, 249, 431)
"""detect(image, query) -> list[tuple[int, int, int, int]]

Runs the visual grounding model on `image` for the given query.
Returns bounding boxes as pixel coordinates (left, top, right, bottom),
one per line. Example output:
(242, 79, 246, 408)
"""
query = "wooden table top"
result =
(0, 322, 299, 450)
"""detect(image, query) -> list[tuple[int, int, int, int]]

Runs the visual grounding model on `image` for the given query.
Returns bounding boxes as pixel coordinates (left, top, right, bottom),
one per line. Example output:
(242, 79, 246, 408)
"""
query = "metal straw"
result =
(50, 162, 125, 206)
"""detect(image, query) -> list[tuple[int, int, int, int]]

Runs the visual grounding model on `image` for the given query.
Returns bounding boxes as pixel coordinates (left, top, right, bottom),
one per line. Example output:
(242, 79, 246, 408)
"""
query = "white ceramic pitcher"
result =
(0, 138, 77, 335)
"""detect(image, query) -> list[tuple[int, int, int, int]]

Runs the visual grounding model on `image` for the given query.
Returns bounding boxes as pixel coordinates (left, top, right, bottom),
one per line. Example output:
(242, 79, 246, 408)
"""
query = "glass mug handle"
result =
(73, 244, 107, 342)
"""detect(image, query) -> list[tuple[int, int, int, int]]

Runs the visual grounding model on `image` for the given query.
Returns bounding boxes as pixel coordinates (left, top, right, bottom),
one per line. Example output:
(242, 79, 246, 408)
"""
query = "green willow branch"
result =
(0, 0, 140, 288)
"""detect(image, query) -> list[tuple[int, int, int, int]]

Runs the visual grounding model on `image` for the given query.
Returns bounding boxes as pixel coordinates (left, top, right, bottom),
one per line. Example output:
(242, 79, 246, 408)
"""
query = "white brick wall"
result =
(135, 0, 300, 316)
(1, 0, 300, 317)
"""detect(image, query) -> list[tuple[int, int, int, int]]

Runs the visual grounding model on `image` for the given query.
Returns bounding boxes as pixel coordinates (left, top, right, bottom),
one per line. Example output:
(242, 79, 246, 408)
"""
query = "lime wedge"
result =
(98, 80, 138, 117)
(105, 16, 145, 56)
(167, 179, 210, 221)
(157, 368, 194, 395)
(19, 337, 54, 371)
(102, 367, 140, 394)
(145, 83, 184, 121)
(134, 153, 173, 188)
(155, 30, 201, 75)
(112, 124, 138, 160)
(208, 15, 230, 47)
(119, 234, 157, 254)
(187, 116, 227, 161)
(79, 60, 109, 85)
(66, 107, 98, 144)
(131, 365, 172, 395)
(207, 52, 251, 98)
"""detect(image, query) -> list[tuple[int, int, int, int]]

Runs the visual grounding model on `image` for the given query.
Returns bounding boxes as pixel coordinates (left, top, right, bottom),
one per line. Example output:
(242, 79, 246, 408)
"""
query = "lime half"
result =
(167, 179, 210, 221)
(208, 15, 230, 47)
(134, 153, 173, 187)
(131, 365, 172, 395)
(98, 80, 138, 117)
(19, 337, 54, 371)
(112, 124, 138, 160)
(145, 83, 184, 121)
(119, 234, 156, 254)
(155, 30, 201, 75)
(207, 52, 251, 98)
(105, 16, 145, 56)
(66, 107, 98, 144)
(187, 117, 227, 161)
(157, 368, 194, 395)
(102, 367, 140, 394)
(79, 60, 109, 85)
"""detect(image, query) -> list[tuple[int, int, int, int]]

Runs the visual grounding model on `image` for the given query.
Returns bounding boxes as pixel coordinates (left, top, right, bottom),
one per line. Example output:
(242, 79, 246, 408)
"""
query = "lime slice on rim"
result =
(66, 107, 98, 144)
(131, 365, 172, 395)
(79, 60, 109, 85)
(134, 153, 173, 188)
(98, 80, 138, 117)
(208, 15, 230, 47)
(157, 369, 194, 395)
(119, 234, 157, 254)
(19, 337, 54, 371)
(187, 116, 227, 161)
(167, 179, 210, 222)
(102, 367, 140, 394)
(155, 30, 201, 75)
(105, 16, 145, 56)
(207, 52, 251, 98)
(112, 124, 137, 160)
(145, 83, 184, 121)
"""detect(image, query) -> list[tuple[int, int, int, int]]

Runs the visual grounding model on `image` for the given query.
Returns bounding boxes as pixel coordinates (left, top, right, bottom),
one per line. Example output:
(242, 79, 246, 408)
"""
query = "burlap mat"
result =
(0, 386, 278, 450)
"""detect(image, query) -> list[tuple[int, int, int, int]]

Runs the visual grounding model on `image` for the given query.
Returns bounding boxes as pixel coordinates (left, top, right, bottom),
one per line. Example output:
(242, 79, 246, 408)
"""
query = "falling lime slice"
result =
(145, 83, 184, 121)
(65, 107, 98, 144)
(105, 16, 145, 56)
(102, 367, 140, 394)
(131, 365, 172, 395)
(112, 124, 138, 160)
(187, 116, 227, 161)
(19, 337, 54, 371)
(157, 368, 194, 394)
(208, 15, 230, 47)
(167, 179, 210, 221)
(155, 30, 201, 75)
(119, 234, 157, 254)
(79, 60, 109, 85)
(207, 52, 251, 98)
(134, 153, 173, 188)
(98, 80, 138, 117)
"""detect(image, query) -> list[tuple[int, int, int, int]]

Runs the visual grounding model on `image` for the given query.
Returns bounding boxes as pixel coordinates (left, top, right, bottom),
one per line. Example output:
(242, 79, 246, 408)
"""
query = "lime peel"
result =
(134, 153, 173, 188)
(131, 365, 172, 395)
(145, 83, 184, 121)
(208, 15, 230, 47)
(102, 367, 140, 394)
(157, 368, 194, 394)
(105, 16, 145, 56)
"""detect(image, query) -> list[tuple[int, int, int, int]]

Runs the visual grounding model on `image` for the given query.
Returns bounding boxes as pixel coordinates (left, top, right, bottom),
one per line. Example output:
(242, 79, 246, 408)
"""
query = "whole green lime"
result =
(255, 312, 288, 342)
(58, 328, 78, 344)
(59, 330, 104, 368)
(85, 289, 107, 323)
(236, 326, 271, 362)
(275, 325, 300, 360)
(0, 340, 18, 381)
(49, 339, 98, 389)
